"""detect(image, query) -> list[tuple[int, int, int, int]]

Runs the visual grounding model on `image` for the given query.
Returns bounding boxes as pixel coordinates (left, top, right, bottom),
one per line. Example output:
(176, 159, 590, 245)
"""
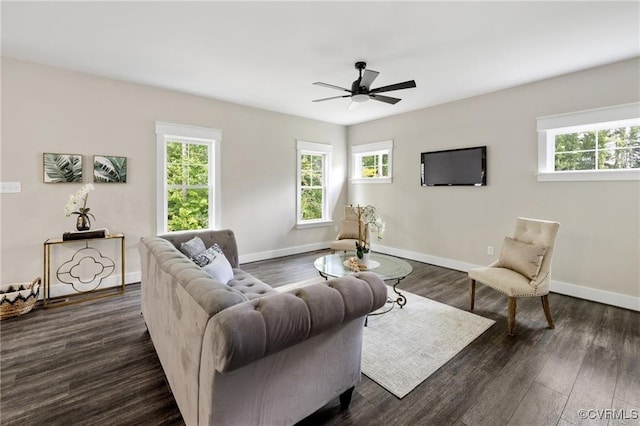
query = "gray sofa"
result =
(138, 229, 387, 426)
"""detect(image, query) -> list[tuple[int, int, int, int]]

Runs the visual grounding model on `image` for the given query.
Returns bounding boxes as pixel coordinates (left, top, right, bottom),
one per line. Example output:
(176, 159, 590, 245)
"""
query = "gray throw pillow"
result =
(179, 236, 207, 258)
(191, 244, 224, 267)
(495, 237, 548, 280)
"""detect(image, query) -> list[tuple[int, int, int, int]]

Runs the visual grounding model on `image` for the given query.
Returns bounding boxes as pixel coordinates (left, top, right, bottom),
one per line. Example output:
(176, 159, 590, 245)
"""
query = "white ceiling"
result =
(2, 1, 639, 126)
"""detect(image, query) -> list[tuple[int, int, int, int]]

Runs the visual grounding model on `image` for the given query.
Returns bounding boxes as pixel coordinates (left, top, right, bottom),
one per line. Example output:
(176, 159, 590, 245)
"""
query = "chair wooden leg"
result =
(541, 295, 555, 329)
(508, 297, 516, 336)
(468, 278, 476, 311)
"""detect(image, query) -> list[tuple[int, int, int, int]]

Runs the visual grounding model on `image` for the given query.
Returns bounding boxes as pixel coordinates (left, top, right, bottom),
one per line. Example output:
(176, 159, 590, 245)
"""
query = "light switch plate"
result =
(0, 182, 22, 193)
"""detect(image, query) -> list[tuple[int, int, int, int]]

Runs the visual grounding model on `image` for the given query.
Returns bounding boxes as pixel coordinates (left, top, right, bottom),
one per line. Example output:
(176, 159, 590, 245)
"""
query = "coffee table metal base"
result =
(364, 277, 407, 326)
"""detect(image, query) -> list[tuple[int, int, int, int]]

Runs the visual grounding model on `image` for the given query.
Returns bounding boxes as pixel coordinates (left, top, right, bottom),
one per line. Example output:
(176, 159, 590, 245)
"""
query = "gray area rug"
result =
(277, 278, 495, 399)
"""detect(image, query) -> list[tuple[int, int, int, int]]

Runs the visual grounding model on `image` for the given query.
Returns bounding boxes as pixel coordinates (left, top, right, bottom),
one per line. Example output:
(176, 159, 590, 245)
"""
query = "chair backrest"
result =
(513, 217, 560, 280)
(337, 205, 369, 243)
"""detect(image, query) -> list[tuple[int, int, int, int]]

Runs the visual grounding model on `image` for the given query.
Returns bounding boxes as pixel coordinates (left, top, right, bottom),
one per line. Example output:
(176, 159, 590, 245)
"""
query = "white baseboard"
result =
(239, 241, 331, 264)
(371, 243, 640, 312)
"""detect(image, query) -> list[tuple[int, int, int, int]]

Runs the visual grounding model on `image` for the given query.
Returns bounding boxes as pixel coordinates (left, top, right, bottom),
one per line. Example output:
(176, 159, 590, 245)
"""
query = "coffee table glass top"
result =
(314, 253, 412, 281)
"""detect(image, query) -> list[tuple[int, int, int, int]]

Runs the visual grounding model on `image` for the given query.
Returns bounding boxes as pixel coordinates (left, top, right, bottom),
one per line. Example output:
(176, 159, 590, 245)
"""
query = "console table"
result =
(43, 233, 125, 308)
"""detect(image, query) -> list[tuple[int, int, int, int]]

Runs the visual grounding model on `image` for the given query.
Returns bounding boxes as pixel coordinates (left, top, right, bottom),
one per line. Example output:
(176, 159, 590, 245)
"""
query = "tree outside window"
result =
(555, 126, 640, 171)
(166, 141, 210, 231)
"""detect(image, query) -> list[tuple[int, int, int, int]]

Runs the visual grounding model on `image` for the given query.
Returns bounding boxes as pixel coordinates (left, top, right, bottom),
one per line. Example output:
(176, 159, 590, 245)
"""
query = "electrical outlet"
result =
(487, 246, 494, 256)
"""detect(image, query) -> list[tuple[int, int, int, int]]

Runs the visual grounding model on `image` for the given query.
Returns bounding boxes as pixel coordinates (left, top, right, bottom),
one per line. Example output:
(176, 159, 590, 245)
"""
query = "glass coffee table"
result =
(313, 252, 413, 310)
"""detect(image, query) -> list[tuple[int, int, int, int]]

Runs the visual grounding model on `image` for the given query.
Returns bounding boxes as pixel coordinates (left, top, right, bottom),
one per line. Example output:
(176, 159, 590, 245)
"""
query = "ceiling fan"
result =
(313, 61, 416, 108)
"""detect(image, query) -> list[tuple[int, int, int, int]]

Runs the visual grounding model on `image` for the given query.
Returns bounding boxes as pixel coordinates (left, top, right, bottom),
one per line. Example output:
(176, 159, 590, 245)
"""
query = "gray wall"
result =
(1, 57, 638, 309)
(0, 57, 347, 290)
(348, 58, 640, 307)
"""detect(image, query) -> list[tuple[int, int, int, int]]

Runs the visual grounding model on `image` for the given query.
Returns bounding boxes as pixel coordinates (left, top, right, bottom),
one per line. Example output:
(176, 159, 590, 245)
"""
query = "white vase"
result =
(359, 252, 370, 266)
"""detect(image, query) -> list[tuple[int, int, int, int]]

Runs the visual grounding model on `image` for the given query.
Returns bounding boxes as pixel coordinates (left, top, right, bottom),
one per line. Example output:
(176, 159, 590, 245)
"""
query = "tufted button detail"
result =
(254, 303, 261, 311)
(295, 292, 302, 297)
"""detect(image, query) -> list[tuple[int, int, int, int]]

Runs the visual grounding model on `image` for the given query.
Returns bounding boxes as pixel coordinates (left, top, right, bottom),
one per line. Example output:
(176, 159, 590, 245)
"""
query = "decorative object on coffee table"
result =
(354, 204, 385, 263)
(64, 183, 95, 231)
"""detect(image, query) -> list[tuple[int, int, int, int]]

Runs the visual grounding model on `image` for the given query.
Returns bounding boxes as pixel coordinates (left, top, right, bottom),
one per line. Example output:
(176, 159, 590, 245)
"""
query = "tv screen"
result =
(421, 146, 487, 186)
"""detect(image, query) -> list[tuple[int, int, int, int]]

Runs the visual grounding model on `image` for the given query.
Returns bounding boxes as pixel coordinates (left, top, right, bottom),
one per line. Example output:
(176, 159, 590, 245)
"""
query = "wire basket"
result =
(0, 277, 41, 320)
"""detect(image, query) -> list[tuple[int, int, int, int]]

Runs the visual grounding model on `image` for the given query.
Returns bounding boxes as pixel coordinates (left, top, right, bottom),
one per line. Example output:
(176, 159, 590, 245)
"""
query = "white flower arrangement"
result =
(64, 183, 95, 218)
(355, 204, 385, 256)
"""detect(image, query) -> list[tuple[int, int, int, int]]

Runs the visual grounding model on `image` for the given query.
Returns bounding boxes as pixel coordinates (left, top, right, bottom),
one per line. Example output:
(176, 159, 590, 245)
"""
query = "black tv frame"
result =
(420, 145, 487, 187)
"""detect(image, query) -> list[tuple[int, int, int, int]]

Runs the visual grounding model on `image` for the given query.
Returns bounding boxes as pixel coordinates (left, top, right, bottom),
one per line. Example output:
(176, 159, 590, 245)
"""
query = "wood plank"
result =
(507, 382, 567, 426)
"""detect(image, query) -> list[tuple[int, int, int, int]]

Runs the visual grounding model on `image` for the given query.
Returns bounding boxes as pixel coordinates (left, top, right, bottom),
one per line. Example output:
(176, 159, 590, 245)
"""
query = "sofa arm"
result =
(204, 272, 387, 373)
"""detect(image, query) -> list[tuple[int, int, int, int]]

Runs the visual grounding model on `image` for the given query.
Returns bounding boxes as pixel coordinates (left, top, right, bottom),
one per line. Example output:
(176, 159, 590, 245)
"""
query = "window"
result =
(537, 103, 640, 181)
(155, 122, 221, 234)
(351, 140, 393, 183)
(296, 141, 332, 227)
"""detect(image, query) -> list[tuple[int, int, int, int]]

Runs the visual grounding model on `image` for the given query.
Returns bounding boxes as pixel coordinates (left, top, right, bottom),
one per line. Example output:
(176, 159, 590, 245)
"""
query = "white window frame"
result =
(296, 140, 332, 229)
(155, 122, 222, 235)
(536, 102, 640, 182)
(351, 140, 393, 184)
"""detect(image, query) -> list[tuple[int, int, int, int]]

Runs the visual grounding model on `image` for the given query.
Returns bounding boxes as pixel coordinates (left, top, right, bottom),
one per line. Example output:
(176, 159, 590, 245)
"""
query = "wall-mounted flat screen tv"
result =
(421, 146, 487, 186)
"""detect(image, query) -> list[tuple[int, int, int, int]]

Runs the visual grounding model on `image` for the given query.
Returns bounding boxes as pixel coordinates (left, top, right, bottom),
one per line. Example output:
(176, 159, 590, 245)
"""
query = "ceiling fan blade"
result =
(312, 95, 351, 102)
(359, 69, 379, 89)
(370, 94, 401, 105)
(370, 80, 417, 94)
(313, 82, 351, 92)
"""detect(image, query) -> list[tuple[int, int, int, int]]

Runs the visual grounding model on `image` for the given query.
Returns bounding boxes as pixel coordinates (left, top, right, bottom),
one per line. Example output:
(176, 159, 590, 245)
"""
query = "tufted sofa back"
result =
(159, 229, 240, 268)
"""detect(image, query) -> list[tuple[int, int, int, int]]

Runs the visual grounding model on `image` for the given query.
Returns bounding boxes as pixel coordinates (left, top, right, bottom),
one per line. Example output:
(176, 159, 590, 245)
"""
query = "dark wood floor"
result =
(1, 249, 638, 425)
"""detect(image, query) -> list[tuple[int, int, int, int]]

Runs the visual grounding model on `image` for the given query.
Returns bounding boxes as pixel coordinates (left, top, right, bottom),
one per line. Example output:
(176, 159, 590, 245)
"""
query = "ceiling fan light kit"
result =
(313, 61, 416, 107)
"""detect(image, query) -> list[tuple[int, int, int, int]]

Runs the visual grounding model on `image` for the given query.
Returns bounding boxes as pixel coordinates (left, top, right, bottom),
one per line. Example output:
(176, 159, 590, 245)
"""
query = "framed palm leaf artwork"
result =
(93, 155, 127, 183)
(43, 153, 83, 183)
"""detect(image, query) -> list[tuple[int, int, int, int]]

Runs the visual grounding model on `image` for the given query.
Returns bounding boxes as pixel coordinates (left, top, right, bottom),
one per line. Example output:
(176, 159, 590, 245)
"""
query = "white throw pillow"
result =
(495, 237, 548, 280)
(201, 252, 234, 284)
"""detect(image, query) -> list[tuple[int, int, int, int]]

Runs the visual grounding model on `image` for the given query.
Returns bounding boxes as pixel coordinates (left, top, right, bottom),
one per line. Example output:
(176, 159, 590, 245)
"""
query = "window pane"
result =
(555, 132, 596, 152)
(167, 188, 209, 231)
(555, 151, 595, 171)
(167, 142, 185, 185)
(301, 154, 323, 186)
(382, 154, 389, 177)
(301, 188, 323, 220)
(599, 147, 640, 169)
(166, 142, 209, 185)
(361, 154, 379, 177)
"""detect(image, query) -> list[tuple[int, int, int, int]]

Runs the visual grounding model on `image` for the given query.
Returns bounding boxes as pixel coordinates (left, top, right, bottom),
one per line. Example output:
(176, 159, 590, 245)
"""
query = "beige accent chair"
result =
(468, 217, 560, 336)
(330, 206, 370, 253)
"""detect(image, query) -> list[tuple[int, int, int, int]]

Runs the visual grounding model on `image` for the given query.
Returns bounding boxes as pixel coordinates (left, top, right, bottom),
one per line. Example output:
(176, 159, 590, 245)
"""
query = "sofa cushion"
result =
(227, 270, 276, 299)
